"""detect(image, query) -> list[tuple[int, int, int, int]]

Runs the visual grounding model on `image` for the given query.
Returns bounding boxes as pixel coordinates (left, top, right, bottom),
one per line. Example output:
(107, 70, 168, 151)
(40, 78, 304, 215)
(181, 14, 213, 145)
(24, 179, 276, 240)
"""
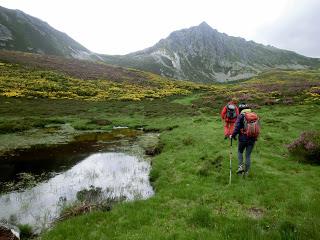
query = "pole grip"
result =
(230, 137, 233, 147)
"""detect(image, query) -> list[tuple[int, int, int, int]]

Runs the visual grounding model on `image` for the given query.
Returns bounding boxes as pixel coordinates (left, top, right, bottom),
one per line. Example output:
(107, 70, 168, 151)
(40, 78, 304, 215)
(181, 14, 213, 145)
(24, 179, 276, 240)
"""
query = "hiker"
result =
(230, 103, 260, 176)
(220, 100, 239, 139)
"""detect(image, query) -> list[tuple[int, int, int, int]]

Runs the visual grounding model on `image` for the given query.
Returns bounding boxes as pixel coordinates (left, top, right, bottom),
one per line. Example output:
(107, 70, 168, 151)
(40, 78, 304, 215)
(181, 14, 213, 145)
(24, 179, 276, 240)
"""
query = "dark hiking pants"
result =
(238, 141, 255, 172)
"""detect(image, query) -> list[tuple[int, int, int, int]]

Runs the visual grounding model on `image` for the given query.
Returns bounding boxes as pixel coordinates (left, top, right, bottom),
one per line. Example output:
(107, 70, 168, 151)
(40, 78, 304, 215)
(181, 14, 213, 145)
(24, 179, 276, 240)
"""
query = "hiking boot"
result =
(242, 172, 249, 178)
(236, 165, 244, 174)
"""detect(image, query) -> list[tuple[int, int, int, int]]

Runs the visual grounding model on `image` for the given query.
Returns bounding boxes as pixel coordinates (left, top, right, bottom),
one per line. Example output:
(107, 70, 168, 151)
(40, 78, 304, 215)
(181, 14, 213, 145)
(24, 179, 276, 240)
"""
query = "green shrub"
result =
(287, 131, 320, 164)
(18, 224, 33, 239)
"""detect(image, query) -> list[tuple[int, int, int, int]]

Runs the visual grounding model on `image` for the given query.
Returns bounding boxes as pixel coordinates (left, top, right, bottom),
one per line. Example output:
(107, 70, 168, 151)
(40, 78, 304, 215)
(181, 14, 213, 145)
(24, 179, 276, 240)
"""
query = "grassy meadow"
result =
(21, 100, 320, 240)
(0, 54, 320, 239)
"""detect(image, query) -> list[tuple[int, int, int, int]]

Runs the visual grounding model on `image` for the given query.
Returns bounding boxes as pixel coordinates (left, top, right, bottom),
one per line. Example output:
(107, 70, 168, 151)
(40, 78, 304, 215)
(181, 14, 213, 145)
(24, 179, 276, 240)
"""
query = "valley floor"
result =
(0, 95, 319, 239)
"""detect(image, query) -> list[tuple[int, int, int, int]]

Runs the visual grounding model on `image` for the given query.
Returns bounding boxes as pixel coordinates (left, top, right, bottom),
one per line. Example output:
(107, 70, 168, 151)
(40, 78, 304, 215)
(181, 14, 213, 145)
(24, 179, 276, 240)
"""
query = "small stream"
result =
(0, 129, 157, 233)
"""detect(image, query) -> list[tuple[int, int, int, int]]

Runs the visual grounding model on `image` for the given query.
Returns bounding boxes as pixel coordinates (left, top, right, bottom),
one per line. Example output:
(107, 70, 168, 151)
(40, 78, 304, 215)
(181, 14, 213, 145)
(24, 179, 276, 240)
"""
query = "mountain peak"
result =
(198, 21, 212, 30)
(103, 22, 316, 83)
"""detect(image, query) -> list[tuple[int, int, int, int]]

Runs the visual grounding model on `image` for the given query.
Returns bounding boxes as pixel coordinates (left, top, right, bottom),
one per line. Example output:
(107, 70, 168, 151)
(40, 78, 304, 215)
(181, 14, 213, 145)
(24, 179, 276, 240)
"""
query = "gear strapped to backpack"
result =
(226, 104, 237, 119)
(242, 112, 260, 138)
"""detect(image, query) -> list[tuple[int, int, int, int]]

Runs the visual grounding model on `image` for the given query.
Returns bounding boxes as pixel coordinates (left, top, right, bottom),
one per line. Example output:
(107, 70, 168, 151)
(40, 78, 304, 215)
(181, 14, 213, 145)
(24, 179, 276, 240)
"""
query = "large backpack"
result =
(226, 104, 237, 119)
(243, 112, 260, 138)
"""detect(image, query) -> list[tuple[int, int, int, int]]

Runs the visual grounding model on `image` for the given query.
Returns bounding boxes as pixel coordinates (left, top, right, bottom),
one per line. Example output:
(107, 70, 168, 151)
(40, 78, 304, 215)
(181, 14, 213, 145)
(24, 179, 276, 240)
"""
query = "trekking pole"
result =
(229, 138, 232, 185)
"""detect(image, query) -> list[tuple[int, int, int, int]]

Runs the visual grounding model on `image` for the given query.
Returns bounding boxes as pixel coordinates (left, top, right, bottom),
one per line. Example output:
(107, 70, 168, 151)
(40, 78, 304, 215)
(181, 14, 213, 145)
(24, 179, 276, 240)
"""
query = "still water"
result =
(0, 130, 156, 232)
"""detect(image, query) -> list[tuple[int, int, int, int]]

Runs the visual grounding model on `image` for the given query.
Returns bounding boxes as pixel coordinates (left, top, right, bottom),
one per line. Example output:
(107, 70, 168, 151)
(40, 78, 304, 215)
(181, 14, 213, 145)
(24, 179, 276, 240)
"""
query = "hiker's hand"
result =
(230, 135, 237, 140)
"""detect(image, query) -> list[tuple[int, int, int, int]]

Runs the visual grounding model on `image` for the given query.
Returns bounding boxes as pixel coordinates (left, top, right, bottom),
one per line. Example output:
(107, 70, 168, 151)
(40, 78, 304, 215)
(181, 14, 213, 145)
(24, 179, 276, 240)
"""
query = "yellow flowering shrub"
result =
(0, 64, 206, 101)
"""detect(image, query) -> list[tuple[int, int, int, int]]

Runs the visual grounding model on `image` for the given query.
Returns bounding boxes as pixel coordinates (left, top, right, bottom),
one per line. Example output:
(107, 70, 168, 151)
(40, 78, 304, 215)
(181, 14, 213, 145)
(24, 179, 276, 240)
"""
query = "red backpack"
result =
(243, 112, 260, 138)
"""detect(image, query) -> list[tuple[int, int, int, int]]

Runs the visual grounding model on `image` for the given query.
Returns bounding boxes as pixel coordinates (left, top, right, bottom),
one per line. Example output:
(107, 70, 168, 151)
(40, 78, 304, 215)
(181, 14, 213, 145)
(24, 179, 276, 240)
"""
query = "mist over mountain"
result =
(0, 6, 99, 60)
(101, 22, 319, 82)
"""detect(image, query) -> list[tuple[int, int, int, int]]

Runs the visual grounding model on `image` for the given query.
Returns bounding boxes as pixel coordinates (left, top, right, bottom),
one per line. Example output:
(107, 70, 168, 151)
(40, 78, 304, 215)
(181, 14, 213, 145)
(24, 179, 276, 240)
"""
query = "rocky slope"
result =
(101, 22, 319, 82)
(0, 6, 99, 61)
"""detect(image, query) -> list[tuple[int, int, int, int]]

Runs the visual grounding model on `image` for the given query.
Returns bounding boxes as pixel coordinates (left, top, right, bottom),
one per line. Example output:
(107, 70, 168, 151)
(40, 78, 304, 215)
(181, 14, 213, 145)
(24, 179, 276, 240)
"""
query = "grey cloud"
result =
(255, 0, 320, 58)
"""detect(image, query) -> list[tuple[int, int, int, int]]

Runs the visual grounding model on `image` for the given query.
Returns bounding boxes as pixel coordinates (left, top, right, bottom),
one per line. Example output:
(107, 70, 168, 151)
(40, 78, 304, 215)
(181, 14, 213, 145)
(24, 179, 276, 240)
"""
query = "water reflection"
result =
(0, 152, 153, 232)
(0, 129, 143, 183)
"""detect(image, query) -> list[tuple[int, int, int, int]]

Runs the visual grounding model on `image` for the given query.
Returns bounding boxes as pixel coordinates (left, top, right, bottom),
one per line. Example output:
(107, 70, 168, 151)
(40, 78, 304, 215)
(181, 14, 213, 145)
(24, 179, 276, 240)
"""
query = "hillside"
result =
(0, 50, 205, 101)
(0, 6, 98, 60)
(101, 22, 319, 83)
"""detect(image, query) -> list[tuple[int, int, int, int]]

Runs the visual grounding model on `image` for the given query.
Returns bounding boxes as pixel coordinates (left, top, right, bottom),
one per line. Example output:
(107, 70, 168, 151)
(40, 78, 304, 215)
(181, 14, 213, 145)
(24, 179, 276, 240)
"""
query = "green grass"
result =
(38, 102, 320, 239)
(0, 65, 319, 239)
(171, 93, 203, 105)
(1, 96, 310, 239)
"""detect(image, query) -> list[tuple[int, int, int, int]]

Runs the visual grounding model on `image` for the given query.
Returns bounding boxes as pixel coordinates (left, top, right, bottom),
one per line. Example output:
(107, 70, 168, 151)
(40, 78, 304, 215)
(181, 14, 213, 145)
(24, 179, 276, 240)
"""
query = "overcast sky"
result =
(0, 0, 319, 57)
